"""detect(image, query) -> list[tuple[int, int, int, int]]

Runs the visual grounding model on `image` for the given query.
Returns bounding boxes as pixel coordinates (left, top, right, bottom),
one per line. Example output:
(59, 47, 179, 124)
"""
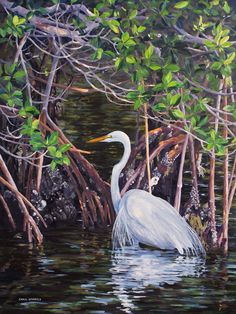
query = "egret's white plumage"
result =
(89, 131, 205, 256)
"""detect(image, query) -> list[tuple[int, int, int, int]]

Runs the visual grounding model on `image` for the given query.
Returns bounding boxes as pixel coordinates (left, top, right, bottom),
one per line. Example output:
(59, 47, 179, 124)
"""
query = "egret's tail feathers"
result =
(172, 218, 206, 257)
(112, 206, 136, 249)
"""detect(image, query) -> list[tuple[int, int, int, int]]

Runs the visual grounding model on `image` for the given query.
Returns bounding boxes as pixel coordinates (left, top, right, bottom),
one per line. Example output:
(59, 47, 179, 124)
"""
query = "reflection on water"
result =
(0, 226, 236, 313)
(110, 247, 205, 313)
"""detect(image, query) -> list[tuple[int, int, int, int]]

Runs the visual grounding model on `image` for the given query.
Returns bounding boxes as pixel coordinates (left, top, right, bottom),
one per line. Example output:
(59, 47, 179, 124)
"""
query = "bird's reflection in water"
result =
(109, 247, 205, 313)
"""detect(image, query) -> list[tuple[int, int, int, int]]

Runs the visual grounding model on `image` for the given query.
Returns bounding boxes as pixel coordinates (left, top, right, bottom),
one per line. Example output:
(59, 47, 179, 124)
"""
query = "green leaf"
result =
(32, 119, 39, 129)
(221, 65, 231, 77)
(198, 116, 208, 127)
(96, 48, 103, 60)
(9, 63, 16, 73)
(145, 45, 154, 59)
(174, 1, 189, 9)
(19, 109, 27, 117)
(63, 156, 70, 166)
(13, 70, 25, 80)
(104, 50, 115, 58)
(13, 90, 23, 97)
(48, 146, 57, 157)
(195, 128, 207, 138)
(191, 117, 197, 127)
(153, 103, 166, 111)
(31, 142, 45, 151)
(109, 24, 119, 34)
(137, 84, 145, 93)
(162, 72, 172, 85)
(211, 61, 222, 70)
(127, 91, 138, 100)
(7, 99, 15, 107)
(172, 109, 185, 119)
(93, 8, 99, 17)
(5, 82, 12, 93)
(126, 55, 136, 64)
(233, 110, 236, 120)
(165, 64, 180, 72)
(124, 39, 136, 47)
(134, 99, 142, 110)
(204, 40, 216, 49)
(138, 25, 146, 33)
(167, 81, 179, 88)
(210, 129, 216, 140)
(122, 32, 130, 43)
(207, 143, 214, 150)
(19, 105, 39, 117)
(132, 24, 138, 34)
(25, 106, 39, 115)
(153, 83, 163, 91)
(170, 94, 181, 105)
(12, 15, 19, 26)
(224, 52, 235, 65)
(50, 160, 57, 171)
(223, 1, 231, 14)
(129, 9, 137, 19)
(18, 18, 26, 25)
(4, 64, 10, 75)
(59, 143, 71, 153)
(48, 131, 59, 146)
(221, 42, 232, 48)
(220, 36, 229, 45)
(108, 19, 120, 34)
(115, 57, 122, 69)
(0, 29, 6, 37)
(149, 64, 162, 71)
(55, 151, 62, 158)
(223, 105, 233, 112)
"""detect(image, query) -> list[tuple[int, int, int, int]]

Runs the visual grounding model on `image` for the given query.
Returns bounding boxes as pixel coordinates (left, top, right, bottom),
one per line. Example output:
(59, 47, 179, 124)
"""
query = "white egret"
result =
(88, 131, 205, 256)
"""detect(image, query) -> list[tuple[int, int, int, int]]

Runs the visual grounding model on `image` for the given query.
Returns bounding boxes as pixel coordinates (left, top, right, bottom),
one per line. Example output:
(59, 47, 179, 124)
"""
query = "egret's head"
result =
(88, 131, 129, 144)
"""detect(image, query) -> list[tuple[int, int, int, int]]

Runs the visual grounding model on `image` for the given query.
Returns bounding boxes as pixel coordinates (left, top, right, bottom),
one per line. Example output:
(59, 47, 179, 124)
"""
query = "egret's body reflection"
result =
(109, 247, 205, 313)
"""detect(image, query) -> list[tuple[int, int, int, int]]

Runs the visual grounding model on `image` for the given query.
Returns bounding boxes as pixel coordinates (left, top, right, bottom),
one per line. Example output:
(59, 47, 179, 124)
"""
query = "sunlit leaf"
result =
(170, 94, 181, 105)
(145, 45, 154, 59)
(172, 109, 185, 119)
(174, 1, 189, 9)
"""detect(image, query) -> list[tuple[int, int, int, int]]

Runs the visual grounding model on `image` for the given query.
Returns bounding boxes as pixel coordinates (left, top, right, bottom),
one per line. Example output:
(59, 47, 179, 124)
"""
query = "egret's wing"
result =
(112, 190, 205, 256)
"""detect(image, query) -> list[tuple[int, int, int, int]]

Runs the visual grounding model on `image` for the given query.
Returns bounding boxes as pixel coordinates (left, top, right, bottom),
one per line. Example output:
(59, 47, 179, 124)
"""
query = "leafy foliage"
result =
(0, 60, 71, 170)
(1, 0, 236, 165)
(91, 0, 236, 156)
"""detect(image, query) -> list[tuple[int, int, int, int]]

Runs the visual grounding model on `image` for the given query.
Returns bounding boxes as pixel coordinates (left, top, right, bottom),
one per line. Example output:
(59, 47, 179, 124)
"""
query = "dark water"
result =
(1, 94, 236, 313)
(0, 227, 236, 313)
(59, 93, 138, 180)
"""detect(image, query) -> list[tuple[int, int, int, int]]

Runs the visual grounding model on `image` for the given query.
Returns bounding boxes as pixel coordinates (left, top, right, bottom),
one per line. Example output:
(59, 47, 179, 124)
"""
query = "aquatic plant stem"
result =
(36, 52, 59, 192)
(222, 81, 229, 254)
(144, 103, 151, 193)
(209, 154, 217, 245)
(174, 134, 189, 212)
(209, 80, 224, 247)
(189, 135, 200, 209)
(0, 154, 46, 243)
(228, 87, 236, 211)
(0, 192, 16, 230)
(228, 178, 236, 212)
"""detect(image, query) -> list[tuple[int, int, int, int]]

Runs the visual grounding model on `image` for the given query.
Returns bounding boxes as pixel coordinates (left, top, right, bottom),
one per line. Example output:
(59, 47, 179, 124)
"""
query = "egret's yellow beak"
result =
(87, 134, 111, 143)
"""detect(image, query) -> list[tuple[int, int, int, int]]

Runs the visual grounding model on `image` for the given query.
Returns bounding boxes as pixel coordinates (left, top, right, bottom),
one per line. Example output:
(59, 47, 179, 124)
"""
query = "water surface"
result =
(0, 226, 236, 313)
(0, 94, 236, 313)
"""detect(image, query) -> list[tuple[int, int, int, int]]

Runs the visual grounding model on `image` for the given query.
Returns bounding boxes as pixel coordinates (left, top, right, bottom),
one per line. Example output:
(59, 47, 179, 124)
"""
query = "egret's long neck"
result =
(111, 137, 131, 214)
